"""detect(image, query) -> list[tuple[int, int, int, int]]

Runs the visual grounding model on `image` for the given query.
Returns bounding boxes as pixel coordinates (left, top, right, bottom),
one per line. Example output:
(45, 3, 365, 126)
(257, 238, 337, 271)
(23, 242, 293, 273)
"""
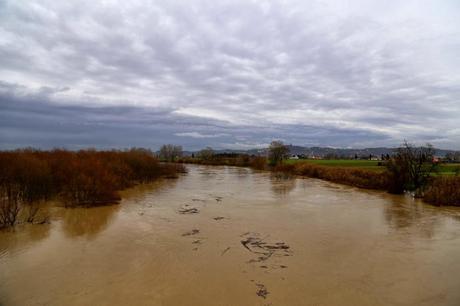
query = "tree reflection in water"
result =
(270, 172, 297, 196)
(382, 195, 443, 239)
(0, 222, 51, 256)
(61, 205, 120, 239)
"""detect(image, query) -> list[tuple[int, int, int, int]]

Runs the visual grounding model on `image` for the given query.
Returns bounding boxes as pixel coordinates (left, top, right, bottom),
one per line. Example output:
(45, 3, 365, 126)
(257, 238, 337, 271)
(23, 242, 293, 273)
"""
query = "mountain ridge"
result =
(183, 145, 459, 158)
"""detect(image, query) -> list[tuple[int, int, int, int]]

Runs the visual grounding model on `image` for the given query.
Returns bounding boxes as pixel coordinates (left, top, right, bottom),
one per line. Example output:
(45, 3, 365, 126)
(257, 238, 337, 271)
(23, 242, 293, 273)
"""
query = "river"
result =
(1, 165, 460, 305)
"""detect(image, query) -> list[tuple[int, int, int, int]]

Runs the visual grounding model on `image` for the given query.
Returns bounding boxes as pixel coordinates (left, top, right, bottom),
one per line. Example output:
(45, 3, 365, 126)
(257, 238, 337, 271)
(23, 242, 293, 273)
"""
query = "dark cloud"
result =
(1, 0, 459, 149)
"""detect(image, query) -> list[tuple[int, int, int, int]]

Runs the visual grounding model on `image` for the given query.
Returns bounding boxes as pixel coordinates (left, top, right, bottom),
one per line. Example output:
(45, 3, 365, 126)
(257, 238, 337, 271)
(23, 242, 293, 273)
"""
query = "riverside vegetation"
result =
(178, 142, 460, 207)
(0, 149, 185, 228)
(1, 143, 458, 228)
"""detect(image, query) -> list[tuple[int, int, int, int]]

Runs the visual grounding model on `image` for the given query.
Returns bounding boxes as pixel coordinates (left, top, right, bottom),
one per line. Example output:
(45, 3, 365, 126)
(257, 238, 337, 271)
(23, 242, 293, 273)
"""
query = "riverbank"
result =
(178, 157, 460, 206)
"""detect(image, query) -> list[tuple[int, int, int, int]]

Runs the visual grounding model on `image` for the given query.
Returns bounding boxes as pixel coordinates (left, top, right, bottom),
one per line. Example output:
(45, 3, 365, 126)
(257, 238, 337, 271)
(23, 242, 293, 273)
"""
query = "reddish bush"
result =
(423, 176, 460, 206)
(0, 148, 186, 227)
(61, 154, 121, 206)
(290, 163, 390, 190)
(249, 156, 268, 170)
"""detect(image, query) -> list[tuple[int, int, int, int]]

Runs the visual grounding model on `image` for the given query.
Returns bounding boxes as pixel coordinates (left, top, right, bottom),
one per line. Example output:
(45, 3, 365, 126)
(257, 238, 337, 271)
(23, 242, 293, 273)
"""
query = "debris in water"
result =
(178, 206, 199, 214)
(255, 283, 269, 299)
(221, 247, 231, 256)
(240, 232, 291, 263)
(182, 229, 200, 236)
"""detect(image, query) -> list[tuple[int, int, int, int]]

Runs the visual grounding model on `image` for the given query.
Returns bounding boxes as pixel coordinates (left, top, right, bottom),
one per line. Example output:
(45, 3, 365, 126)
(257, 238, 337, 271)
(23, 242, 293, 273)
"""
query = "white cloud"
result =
(1, 0, 459, 149)
(175, 132, 228, 138)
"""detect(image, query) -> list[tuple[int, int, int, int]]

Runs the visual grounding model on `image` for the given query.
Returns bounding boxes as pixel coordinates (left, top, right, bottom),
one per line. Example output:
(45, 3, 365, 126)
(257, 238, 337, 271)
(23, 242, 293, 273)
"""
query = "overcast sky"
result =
(1, 0, 459, 150)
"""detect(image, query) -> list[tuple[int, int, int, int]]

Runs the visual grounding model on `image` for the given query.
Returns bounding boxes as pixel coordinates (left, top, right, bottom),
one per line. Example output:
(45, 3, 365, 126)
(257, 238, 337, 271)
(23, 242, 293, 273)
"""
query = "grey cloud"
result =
(0, 82, 395, 150)
(1, 0, 459, 149)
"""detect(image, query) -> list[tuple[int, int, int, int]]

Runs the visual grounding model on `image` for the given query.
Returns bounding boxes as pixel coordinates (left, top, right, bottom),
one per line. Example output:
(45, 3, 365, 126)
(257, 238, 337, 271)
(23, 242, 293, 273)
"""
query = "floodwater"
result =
(1, 165, 460, 306)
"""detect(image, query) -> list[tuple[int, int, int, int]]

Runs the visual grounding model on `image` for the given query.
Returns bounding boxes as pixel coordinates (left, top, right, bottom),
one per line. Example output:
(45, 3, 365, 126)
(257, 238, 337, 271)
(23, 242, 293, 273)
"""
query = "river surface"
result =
(1, 165, 460, 306)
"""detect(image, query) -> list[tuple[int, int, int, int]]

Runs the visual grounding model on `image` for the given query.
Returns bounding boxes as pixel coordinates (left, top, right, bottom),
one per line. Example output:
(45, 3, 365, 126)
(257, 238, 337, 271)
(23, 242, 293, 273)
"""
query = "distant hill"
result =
(183, 145, 459, 158)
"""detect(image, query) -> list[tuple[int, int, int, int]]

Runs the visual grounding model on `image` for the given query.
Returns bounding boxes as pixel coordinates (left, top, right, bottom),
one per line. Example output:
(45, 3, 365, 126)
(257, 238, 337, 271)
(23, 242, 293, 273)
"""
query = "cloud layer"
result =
(1, 0, 459, 149)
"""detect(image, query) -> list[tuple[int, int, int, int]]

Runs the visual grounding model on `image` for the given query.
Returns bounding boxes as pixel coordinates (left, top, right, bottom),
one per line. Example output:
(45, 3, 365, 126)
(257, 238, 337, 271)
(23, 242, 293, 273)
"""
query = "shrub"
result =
(0, 148, 186, 227)
(249, 156, 268, 170)
(423, 176, 460, 206)
(385, 142, 438, 194)
(292, 163, 390, 190)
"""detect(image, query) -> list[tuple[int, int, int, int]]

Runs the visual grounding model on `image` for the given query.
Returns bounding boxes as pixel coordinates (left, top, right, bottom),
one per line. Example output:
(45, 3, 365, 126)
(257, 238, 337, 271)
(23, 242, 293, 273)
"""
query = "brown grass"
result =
(423, 176, 460, 206)
(273, 163, 390, 190)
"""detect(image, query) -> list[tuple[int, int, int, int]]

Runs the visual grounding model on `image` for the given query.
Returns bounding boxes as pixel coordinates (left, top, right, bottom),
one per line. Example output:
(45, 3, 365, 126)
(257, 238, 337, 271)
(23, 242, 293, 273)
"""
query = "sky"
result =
(1, 0, 459, 150)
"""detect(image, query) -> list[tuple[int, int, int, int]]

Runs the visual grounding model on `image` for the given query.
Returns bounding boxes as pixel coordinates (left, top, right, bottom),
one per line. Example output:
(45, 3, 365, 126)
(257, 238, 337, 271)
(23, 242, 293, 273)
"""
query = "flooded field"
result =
(1, 165, 460, 306)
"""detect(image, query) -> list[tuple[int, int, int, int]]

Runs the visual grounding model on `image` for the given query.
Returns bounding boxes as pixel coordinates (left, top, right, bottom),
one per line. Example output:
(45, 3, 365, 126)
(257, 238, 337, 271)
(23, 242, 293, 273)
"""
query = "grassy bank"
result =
(285, 159, 383, 170)
(180, 155, 460, 207)
(0, 149, 186, 228)
(424, 176, 460, 206)
(274, 163, 390, 190)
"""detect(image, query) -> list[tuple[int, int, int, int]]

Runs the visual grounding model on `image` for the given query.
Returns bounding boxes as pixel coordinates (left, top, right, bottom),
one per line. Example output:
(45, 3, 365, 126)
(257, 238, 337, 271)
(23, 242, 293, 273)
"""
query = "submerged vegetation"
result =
(0, 149, 185, 228)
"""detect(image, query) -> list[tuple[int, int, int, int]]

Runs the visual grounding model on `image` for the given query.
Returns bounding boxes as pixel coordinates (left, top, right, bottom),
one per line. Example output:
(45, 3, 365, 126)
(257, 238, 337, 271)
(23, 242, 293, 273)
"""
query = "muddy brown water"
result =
(1, 165, 460, 306)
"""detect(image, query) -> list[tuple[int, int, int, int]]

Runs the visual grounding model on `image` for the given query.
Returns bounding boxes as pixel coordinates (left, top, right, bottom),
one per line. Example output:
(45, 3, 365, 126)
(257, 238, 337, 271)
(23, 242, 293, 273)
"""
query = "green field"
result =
(284, 159, 460, 175)
(437, 163, 460, 175)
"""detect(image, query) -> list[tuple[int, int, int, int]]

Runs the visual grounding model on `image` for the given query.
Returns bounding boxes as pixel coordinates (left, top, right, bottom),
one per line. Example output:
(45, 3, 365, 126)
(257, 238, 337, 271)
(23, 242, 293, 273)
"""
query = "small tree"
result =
(268, 141, 290, 166)
(159, 144, 183, 162)
(386, 141, 438, 194)
(198, 147, 214, 161)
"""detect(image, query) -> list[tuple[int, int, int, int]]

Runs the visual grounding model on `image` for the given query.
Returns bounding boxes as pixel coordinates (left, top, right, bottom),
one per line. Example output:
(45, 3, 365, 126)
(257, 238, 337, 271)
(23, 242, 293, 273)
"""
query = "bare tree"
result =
(386, 141, 438, 194)
(198, 147, 214, 161)
(0, 185, 22, 228)
(268, 141, 290, 166)
(159, 144, 183, 162)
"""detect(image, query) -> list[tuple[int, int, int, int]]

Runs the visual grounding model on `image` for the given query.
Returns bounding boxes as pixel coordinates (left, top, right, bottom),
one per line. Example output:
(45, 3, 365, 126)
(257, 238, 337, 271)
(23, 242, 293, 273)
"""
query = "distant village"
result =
(183, 145, 460, 163)
(288, 153, 385, 161)
(287, 152, 459, 163)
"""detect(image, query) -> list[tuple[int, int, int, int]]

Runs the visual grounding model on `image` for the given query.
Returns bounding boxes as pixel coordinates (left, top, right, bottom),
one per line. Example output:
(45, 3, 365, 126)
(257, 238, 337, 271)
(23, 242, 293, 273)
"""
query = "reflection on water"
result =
(120, 177, 182, 201)
(383, 196, 426, 228)
(60, 205, 120, 239)
(269, 172, 297, 196)
(0, 223, 51, 257)
(1, 164, 460, 306)
(382, 195, 445, 238)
